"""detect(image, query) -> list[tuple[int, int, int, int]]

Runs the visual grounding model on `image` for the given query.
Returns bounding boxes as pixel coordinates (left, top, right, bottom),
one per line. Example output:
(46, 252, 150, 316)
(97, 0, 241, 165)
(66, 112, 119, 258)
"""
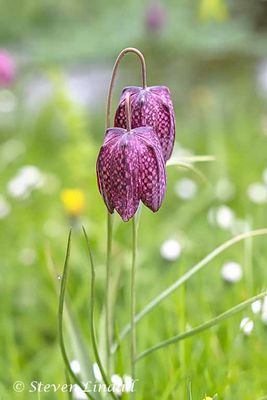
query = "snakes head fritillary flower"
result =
(0, 50, 16, 86)
(96, 126, 166, 222)
(114, 85, 175, 162)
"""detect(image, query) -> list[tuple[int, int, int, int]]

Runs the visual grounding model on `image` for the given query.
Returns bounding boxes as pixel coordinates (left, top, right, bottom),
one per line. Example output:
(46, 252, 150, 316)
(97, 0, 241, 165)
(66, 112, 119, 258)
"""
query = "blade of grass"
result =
(161, 369, 181, 400)
(82, 227, 118, 400)
(187, 381, 193, 400)
(46, 243, 100, 398)
(65, 370, 73, 400)
(167, 161, 208, 184)
(112, 228, 267, 354)
(135, 290, 267, 362)
(58, 230, 95, 400)
(167, 155, 216, 165)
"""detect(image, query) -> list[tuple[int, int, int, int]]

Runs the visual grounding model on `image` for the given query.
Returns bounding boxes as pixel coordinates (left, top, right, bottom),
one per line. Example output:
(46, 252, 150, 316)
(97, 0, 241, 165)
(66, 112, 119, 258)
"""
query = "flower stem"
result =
(106, 212, 113, 374)
(130, 216, 137, 398)
(82, 227, 118, 400)
(106, 47, 147, 129)
(125, 93, 132, 132)
(104, 47, 146, 375)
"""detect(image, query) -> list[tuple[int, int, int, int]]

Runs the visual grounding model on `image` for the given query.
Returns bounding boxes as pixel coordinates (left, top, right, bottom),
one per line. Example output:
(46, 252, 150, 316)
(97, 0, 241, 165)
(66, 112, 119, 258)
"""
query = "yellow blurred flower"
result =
(203, 397, 213, 400)
(61, 189, 86, 216)
(199, 0, 228, 22)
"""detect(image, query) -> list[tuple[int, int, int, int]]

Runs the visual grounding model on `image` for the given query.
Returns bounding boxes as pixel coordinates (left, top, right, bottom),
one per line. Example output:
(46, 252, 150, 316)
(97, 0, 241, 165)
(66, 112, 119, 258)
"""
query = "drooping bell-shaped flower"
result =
(96, 126, 166, 222)
(114, 86, 175, 162)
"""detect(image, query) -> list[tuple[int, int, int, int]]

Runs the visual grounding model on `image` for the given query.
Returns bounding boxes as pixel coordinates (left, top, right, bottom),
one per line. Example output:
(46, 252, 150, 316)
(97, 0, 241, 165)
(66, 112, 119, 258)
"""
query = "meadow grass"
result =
(1, 54, 267, 400)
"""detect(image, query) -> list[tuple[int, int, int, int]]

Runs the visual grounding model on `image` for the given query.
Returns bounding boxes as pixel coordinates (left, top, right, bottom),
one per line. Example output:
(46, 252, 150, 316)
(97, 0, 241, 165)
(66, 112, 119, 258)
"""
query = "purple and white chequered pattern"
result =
(96, 126, 166, 221)
(114, 85, 175, 161)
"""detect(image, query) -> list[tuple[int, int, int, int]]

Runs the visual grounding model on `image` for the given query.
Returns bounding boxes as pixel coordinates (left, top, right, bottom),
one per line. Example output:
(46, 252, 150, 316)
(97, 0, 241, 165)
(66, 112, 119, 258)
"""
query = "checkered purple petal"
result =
(96, 126, 166, 221)
(114, 86, 175, 161)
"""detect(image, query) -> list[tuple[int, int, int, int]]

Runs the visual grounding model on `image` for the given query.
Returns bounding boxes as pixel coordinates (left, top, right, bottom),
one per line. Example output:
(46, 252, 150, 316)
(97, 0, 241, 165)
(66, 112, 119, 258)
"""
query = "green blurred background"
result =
(1, 0, 267, 399)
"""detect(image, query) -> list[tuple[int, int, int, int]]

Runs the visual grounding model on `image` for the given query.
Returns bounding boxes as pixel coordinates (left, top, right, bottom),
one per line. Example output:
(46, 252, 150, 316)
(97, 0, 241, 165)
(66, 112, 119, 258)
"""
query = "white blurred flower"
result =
(7, 165, 44, 199)
(240, 317, 254, 336)
(247, 182, 267, 204)
(215, 178, 235, 201)
(221, 261, 243, 283)
(251, 300, 262, 315)
(0, 195, 11, 218)
(111, 374, 123, 396)
(216, 205, 235, 230)
(8, 176, 30, 199)
(160, 239, 181, 261)
(93, 362, 102, 382)
(19, 248, 36, 266)
(175, 178, 198, 200)
(71, 360, 81, 375)
(72, 385, 87, 400)
(123, 375, 134, 393)
(19, 166, 44, 188)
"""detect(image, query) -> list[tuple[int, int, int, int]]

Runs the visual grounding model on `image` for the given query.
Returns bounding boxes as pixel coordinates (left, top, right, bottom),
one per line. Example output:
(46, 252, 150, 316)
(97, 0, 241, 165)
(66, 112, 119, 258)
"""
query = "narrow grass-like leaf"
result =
(82, 227, 118, 400)
(167, 161, 208, 184)
(187, 381, 193, 400)
(135, 290, 267, 362)
(65, 370, 73, 400)
(58, 230, 95, 400)
(160, 369, 180, 400)
(112, 228, 267, 354)
(167, 155, 216, 165)
(46, 244, 99, 396)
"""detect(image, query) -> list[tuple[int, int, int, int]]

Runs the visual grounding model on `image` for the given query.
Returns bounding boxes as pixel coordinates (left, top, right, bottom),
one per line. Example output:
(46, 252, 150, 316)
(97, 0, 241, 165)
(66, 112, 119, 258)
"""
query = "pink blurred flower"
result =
(0, 50, 16, 86)
(145, 3, 166, 32)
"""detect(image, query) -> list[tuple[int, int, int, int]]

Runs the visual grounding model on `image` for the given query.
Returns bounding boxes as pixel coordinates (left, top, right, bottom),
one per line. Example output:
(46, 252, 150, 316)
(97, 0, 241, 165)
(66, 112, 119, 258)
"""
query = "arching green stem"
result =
(104, 47, 147, 373)
(106, 47, 147, 129)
